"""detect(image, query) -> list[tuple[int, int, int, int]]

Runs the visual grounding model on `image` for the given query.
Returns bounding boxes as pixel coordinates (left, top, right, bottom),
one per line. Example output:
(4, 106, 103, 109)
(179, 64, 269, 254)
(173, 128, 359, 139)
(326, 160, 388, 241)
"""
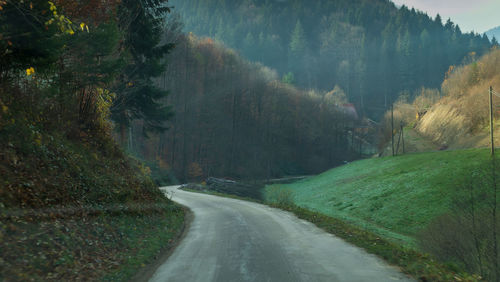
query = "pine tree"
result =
(288, 20, 307, 85)
(243, 32, 256, 59)
(289, 20, 306, 56)
(111, 0, 174, 143)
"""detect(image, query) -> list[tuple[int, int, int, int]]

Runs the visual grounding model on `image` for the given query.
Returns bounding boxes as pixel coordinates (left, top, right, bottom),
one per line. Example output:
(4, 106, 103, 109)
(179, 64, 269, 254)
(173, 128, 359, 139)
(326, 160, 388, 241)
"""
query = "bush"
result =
(265, 186, 295, 207)
(418, 158, 500, 281)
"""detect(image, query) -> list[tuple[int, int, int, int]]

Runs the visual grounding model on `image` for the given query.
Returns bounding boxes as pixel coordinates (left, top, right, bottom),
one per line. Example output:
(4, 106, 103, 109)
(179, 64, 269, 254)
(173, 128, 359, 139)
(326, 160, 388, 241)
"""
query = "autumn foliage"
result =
(54, 0, 121, 25)
(0, 1, 184, 280)
(131, 34, 359, 181)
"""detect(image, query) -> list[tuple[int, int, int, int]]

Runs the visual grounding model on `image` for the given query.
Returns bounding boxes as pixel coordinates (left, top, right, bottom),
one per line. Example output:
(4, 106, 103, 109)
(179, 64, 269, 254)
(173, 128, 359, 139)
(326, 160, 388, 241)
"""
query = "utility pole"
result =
(490, 86, 495, 156)
(402, 122, 405, 154)
(391, 104, 394, 156)
(396, 124, 402, 155)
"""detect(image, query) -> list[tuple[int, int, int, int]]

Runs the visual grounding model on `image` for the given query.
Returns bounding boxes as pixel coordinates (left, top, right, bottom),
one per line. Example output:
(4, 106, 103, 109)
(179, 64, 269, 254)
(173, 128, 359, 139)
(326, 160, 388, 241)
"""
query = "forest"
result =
(130, 33, 362, 182)
(3, 0, 500, 280)
(171, 0, 495, 119)
(124, 0, 497, 182)
(0, 1, 185, 280)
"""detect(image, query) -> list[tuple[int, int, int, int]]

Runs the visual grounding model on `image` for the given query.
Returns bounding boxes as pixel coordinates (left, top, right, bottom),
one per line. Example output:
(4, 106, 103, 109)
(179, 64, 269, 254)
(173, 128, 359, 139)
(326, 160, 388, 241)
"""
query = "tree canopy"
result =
(171, 0, 495, 119)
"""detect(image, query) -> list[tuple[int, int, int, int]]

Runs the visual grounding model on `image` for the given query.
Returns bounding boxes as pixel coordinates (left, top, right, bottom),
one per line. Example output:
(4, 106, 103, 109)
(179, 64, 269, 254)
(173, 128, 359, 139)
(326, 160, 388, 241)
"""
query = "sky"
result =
(391, 0, 500, 33)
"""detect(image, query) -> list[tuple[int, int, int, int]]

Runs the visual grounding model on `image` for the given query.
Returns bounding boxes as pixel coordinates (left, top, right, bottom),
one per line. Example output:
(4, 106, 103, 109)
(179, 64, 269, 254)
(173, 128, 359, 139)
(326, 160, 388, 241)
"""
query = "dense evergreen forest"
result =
(171, 0, 494, 118)
(131, 33, 362, 181)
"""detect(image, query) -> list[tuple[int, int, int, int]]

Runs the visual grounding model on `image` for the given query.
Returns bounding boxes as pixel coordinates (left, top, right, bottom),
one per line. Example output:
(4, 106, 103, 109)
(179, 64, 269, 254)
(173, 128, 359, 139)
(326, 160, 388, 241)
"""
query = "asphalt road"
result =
(150, 186, 413, 282)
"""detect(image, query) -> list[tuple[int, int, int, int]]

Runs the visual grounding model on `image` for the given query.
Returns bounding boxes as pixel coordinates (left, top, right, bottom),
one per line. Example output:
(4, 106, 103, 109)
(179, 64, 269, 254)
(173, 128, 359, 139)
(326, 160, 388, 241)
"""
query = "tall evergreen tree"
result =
(288, 20, 307, 86)
(289, 20, 307, 56)
(111, 0, 174, 143)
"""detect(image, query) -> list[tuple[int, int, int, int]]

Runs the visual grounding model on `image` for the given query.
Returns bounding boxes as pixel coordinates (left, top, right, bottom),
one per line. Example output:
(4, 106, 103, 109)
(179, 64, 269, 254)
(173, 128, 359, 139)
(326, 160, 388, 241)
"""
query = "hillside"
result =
(265, 148, 499, 278)
(0, 109, 185, 280)
(0, 1, 184, 280)
(171, 0, 493, 118)
(486, 26, 500, 42)
(381, 48, 500, 151)
(130, 34, 364, 181)
(264, 48, 500, 279)
(266, 149, 488, 243)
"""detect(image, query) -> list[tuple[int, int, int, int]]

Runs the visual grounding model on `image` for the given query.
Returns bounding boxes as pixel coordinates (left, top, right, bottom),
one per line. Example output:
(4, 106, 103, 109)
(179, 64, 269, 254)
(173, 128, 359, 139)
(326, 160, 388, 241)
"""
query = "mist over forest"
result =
(122, 0, 498, 181)
(132, 33, 360, 181)
(171, 0, 493, 118)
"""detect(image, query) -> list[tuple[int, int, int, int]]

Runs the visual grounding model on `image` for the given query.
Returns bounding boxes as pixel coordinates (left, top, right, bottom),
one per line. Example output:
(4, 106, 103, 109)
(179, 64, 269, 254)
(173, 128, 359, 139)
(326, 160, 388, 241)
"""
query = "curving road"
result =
(150, 186, 413, 282)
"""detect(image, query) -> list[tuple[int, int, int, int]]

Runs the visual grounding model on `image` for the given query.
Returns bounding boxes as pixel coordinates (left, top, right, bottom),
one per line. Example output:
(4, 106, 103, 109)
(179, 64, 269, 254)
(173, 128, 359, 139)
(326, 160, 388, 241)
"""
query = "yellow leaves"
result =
(444, 65, 455, 80)
(45, 1, 81, 36)
(0, 0, 6, 11)
(26, 67, 35, 76)
(34, 136, 42, 146)
(48, 1, 56, 11)
(0, 99, 8, 129)
(80, 23, 89, 33)
(94, 88, 116, 129)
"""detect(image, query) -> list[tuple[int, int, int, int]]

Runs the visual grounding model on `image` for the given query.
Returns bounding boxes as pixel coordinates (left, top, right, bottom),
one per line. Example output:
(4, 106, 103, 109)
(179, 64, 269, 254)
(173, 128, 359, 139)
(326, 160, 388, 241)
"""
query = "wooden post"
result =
(391, 104, 394, 156)
(359, 134, 362, 157)
(396, 126, 402, 155)
(490, 86, 495, 156)
(402, 124, 405, 154)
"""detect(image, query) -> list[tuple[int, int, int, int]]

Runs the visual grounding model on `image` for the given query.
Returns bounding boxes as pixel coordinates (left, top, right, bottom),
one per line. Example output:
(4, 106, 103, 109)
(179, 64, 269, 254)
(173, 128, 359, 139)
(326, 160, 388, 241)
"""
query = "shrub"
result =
(418, 158, 500, 281)
(265, 186, 295, 207)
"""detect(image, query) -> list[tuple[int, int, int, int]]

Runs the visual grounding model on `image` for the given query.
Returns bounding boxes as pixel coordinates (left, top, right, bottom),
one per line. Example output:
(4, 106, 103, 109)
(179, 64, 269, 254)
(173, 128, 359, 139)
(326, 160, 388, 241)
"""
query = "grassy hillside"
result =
(265, 149, 491, 245)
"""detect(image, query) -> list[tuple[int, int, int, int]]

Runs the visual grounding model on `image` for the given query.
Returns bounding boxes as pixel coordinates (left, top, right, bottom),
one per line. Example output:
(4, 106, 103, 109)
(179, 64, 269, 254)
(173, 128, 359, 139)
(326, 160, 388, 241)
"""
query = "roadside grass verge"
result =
(102, 206, 185, 281)
(1, 205, 185, 281)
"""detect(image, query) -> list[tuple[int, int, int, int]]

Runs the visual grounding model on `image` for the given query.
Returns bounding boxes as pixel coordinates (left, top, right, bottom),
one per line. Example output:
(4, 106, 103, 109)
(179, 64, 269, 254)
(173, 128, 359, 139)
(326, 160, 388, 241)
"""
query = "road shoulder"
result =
(130, 204, 194, 282)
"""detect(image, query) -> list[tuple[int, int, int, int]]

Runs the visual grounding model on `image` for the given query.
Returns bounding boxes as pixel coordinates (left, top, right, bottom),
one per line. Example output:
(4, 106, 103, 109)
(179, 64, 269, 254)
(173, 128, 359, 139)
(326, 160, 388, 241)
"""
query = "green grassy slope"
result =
(265, 149, 491, 245)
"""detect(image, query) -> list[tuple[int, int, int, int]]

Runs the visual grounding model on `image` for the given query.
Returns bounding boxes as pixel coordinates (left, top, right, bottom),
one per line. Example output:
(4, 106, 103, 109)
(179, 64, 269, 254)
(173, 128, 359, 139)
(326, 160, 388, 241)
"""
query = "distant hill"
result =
(486, 26, 500, 41)
(171, 0, 492, 118)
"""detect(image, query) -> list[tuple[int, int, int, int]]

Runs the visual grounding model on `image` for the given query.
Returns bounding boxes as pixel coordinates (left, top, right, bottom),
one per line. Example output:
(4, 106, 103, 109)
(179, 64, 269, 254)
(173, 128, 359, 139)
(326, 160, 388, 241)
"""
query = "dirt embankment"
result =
(415, 101, 500, 150)
(381, 49, 500, 153)
(416, 103, 474, 147)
